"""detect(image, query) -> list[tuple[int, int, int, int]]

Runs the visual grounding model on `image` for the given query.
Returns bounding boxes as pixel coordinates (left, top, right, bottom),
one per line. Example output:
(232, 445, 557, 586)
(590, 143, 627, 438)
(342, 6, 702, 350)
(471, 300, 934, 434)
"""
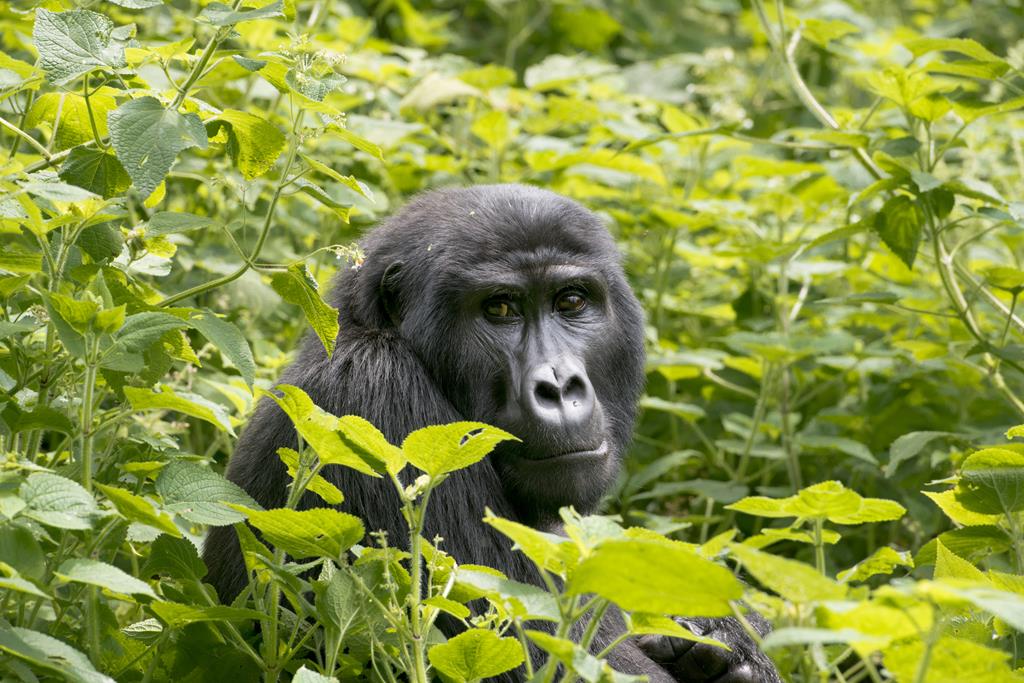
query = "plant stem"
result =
(407, 496, 430, 683)
(813, 518, 826, 574)
(159, 108, 305, 307)
(80, 338, 99, 492)
(0, 115, 52, 162)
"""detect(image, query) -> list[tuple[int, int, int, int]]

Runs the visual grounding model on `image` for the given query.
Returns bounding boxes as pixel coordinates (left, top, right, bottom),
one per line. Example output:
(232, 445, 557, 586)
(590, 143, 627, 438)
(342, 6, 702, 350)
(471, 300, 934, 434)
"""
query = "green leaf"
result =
(187, 309, 256, 390)
(873, 195, 924, 269)
(0, 626, 115, 683)
(471, 110, 511, 150)
(125, 385, 234, 433)
(270, 264, 340, 356)
(32, 9, 128, 85)
(58, 148, 129, 200)
(292, 666, 337, 683)
(146, 211, 217, 236)
(337, 415, 405, 474)
(570, 539, 742, 616)
(107, 0, 164, 8)
(26, 92, 117, 151)
(78, 223, 125, 263)
(277, 447, 343, 504)
(905, 37, 1004, 63)
(952, 96, 1024, 124)
(402, 422, 516, 478)
(108, 96, 209, 199)
(484, 512, 579, 575)
(155, 460, 260, 525)
(56, 558, 156, 599)
(628, 613, 727, 648)
(109, 311, 187, 356)
(265, 384, 380, 476)
(729, 543, 847, 602)
(96, 483, 181, 538)
(330, 125, 385, 161)
(934, 540, 986, 581)
(143, 535, 207, 581)
(200, 0, 284, 26)
(455, 568, 559, 621)
(837, 546, 914, 583)
(300, 154, 373, 199)
(955, 447, 1024, 515)
(233, 506, 364, 559)
(726, 481, 905, 525)
(206, 110, 286, 180)
(886, 431, 959, 476)
(428, 629, 525, 682)
(149, 601, 265, 627)
(20, 472, 100, 530)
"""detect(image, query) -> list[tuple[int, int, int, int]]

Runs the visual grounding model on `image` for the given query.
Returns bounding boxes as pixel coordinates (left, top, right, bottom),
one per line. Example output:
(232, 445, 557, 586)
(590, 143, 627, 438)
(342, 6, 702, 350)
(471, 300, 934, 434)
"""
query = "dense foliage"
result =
(1, 0, 1024, 680)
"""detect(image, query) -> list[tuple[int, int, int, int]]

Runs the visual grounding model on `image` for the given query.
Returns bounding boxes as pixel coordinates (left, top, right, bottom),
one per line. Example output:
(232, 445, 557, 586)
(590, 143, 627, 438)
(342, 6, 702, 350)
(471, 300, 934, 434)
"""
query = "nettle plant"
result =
(211, 386, 761, 683)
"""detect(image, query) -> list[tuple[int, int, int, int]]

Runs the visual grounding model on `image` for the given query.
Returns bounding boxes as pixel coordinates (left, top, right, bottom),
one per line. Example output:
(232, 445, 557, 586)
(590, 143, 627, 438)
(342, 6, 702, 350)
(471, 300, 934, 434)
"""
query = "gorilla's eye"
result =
(483, 297, 517, 319)
(555, 290, 587, 314)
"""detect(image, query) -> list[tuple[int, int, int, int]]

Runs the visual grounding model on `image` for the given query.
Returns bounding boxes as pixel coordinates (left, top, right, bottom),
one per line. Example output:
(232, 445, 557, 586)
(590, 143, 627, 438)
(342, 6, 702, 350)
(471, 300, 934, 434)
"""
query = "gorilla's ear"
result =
(379, 261, 404, 326)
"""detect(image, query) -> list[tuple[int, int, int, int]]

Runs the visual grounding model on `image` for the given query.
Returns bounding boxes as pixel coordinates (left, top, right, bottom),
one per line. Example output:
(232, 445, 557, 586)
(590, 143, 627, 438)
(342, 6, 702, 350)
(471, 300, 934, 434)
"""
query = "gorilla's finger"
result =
(714, 662, 760, 683)
(669, 643, 730, 681)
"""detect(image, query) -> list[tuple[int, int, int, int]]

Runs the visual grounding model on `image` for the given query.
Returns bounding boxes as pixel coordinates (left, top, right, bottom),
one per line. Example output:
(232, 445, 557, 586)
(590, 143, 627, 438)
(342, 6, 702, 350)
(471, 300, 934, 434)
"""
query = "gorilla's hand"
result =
(637, 617, 781, 683)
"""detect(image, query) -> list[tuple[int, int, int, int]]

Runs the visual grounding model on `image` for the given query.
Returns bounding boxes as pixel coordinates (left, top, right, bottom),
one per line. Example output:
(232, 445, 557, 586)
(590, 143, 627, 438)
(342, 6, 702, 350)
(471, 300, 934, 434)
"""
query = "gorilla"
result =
(203, 184, 781, 682)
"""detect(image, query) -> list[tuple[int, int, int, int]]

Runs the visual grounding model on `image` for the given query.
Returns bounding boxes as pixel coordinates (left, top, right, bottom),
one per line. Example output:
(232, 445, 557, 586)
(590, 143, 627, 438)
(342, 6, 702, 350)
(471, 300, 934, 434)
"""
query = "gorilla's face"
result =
(381, 187, 645, 523)
(455, 258, 619, 517)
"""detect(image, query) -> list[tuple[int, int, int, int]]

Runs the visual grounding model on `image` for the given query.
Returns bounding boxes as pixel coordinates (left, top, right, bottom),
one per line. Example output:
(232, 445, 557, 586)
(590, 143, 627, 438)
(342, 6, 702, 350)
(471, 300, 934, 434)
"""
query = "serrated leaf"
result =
(32, 9, 127, 85)
(277, 447, 343, 504)
(428, 629, 525, 682)
(56, 559, 156, 598)
(265, 384, 380, 476)
(455, 568, 559, 621)
(270, 264, 339, 356)
(155, 460, 260, 525)
(955, 447, 1024, 515)
(300, 154, 373, 199)
(146, 211, 216, 236)
(200, 0, 284, 26)
(96, 484, 180, 538)
(730, 543, 846, 603)
(0, 627, 114, 683)
(402, 422, 517, 477)
(837, 546, 914, 583)
(149, 601, 264, 627)
(20, 472, 100, 530)
(108, 96, 208, 199)
(187, 310, 255, 390)
(484, 512, 579, 575)
(232, 506, 364, 559)
(206, 110, 285, 180)
(26, 91, 117, 151)
(873, 195, 924, 269)
(570, 539, 742, 616)
(125, 385, 234, 433)
(59, 148, 130, 199)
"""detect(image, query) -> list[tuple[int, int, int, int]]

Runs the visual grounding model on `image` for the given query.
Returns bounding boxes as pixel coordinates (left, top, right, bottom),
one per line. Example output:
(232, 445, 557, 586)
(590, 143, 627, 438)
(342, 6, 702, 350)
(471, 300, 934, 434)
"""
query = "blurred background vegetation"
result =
(3, 0, 1024, 679)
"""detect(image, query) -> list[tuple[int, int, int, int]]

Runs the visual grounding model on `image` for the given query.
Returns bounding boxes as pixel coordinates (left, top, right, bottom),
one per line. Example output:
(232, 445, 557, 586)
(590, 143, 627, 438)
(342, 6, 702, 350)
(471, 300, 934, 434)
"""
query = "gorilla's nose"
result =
(524, 358, 596, 432)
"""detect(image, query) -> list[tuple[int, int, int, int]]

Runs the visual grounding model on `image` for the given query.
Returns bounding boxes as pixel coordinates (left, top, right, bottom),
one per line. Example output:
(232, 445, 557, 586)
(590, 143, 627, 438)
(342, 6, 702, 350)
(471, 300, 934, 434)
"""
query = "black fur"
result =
(203, 184, 780, 682)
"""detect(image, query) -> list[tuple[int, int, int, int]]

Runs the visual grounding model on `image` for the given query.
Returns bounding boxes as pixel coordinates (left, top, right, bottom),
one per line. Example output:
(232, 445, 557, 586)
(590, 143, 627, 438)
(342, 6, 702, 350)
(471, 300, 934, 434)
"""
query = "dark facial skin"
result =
(443, 260, 620, 519)
(203, 184, 780, 683)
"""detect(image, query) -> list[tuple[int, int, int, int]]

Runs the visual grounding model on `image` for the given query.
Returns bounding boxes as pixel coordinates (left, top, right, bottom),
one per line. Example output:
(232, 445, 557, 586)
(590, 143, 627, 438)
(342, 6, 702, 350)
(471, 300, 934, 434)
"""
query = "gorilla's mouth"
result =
(541, 440, 608, 462)
(524, 438, 602, 464)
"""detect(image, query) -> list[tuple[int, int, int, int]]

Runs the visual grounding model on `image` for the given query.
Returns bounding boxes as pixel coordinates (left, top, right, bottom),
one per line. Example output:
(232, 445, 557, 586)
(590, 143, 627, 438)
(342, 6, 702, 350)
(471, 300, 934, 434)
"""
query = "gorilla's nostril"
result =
(564, 376, 587, 401)
(534, 381, 561, 406)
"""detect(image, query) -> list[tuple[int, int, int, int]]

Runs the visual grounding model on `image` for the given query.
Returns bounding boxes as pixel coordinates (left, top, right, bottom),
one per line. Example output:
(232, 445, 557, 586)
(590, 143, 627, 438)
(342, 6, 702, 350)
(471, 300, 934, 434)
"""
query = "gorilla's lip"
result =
(541, 440, 609, 462)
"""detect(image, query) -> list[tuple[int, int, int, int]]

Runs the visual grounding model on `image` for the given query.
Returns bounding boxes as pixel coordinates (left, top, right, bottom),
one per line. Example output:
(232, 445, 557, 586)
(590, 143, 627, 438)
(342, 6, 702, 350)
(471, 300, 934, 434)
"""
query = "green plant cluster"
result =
(1, 0, 1024, 681)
